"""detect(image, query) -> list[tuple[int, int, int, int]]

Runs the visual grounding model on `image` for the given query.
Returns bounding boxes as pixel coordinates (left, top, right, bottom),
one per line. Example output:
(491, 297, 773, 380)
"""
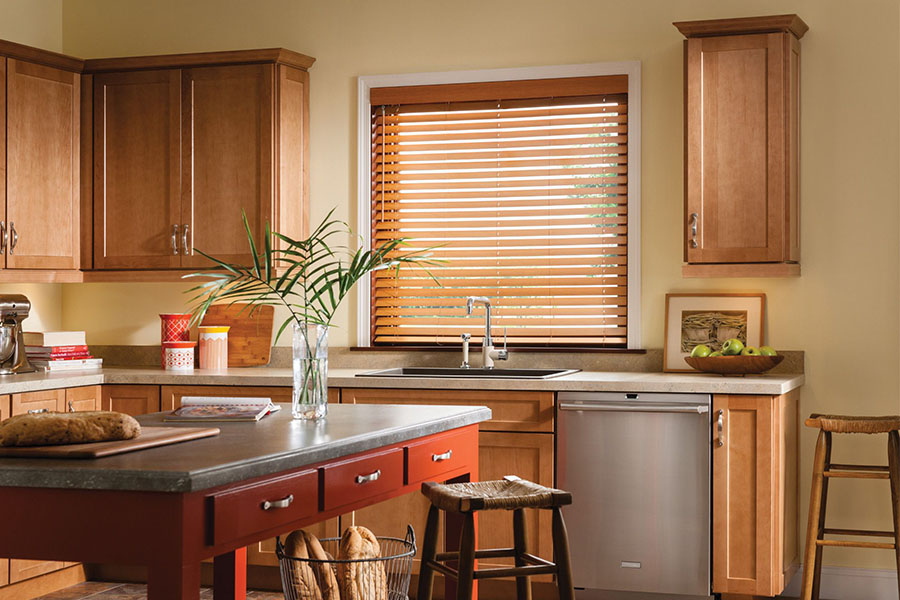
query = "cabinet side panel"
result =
(781, 389, 800, 578)
(0, 59, 5, 243)
(788, 36, 801, 262)
(277, 65, 309, 243)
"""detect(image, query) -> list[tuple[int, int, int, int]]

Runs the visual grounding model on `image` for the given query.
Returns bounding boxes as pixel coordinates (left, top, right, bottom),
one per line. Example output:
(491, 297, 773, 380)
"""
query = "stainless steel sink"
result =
(355, 367, 580, 379)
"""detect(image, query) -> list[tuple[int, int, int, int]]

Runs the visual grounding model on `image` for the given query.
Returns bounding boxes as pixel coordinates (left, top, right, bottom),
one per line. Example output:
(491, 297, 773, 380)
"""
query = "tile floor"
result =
(34, 581, 284, 599)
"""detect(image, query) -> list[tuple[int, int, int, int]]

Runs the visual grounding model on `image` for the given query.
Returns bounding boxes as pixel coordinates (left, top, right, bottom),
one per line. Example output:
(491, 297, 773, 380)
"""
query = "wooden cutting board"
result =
(0, 426, 220, 458)
(200, 304, 274, 367)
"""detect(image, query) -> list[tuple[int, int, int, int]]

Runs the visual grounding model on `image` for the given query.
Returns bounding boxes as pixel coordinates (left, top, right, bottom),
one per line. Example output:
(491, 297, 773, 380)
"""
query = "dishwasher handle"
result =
(559, 402, 709, 415)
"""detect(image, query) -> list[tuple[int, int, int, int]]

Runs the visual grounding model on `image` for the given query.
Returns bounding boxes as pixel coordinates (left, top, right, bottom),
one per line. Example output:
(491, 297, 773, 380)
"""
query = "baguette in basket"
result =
(338, 526, 388, 600)
(284, 529, 339, 600)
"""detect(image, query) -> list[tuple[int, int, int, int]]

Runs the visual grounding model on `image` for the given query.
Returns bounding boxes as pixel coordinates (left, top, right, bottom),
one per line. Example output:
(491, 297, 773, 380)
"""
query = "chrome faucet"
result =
(465, 296, 508, 369)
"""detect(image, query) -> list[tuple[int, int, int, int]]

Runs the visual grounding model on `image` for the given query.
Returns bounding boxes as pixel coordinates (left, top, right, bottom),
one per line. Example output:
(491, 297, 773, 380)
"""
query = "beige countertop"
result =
(0, 366, 804, 396)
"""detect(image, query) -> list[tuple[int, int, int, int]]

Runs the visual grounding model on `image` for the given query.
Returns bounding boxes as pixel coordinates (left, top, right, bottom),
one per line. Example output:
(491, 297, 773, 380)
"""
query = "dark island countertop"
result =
(0, 404, 491, 493)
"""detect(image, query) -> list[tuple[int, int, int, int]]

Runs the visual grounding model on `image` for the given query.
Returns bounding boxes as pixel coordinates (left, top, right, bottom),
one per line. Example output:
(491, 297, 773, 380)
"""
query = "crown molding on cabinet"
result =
(83, 48, 315, 73)
(0, 39, 83, 72)
(673, 14, 809, 39)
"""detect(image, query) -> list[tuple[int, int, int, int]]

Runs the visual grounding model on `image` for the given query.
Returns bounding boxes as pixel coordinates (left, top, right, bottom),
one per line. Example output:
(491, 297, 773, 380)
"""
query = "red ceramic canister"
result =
(160, 313, 191, 367)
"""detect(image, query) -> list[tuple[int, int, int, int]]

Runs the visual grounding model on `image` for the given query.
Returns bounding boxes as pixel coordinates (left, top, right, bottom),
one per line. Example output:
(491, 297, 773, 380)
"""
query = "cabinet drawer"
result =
(343, 388, 553, 432)
(407, 427, 478, 485)
(322, 448, 403, 512)
(11, 390, 64, 416)
(209, 468, 318, 546)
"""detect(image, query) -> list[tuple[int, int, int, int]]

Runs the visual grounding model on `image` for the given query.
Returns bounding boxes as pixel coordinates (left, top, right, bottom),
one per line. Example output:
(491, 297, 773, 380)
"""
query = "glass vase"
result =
(292, 321, 328, 420)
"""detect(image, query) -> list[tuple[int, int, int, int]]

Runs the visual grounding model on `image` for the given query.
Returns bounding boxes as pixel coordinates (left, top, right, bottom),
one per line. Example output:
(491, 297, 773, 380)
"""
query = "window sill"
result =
(351, 346, 646, 354)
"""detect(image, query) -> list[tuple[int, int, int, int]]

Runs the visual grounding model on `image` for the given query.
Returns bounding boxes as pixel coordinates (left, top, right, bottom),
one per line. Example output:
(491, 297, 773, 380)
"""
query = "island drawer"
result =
(322, 447, 403, 512)
(407, 426, 477, 484)
(209, 468, 318, 545)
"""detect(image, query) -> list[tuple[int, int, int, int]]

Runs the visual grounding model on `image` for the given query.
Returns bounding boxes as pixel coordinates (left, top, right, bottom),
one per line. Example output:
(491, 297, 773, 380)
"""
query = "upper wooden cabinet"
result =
(86, 49, 313, 273)
(92, 69, 182, 269)
(0, 52, 81, 274)
(675, 15, 807, 278)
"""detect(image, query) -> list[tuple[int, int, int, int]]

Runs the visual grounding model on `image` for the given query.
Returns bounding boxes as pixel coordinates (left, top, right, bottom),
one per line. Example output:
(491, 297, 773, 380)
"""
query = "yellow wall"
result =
(0, 1, 64, 332)
(0, 0, 62, 52)
(58, 0, 900, 570)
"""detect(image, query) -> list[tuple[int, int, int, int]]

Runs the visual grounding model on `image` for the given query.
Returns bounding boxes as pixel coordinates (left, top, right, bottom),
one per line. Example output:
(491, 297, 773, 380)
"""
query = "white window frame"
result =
(356, 61, 642, 349)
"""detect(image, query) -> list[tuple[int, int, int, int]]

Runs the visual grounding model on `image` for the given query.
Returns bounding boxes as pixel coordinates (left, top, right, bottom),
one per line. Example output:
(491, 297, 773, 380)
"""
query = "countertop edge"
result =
(1, 368, 804, 396)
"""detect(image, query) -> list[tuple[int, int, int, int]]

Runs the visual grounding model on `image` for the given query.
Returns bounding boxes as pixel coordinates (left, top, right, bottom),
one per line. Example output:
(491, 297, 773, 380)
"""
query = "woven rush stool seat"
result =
(801, 414, 900, 600)
(806, 414, 900, 434)
(417, 475, 575, 600)
(422, 477, 572, 512)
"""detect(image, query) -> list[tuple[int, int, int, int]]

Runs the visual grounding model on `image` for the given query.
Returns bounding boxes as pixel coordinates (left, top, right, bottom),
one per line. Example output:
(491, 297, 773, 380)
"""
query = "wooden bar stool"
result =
(801, 414, 900, 599)
(416, 475, 575, 600)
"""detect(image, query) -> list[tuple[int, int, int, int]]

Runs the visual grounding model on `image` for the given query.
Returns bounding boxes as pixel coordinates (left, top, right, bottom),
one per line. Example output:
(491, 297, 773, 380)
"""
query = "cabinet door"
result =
(685, 33, 786, 263)
(713, 394, 778, 596)
(181, 64, 273, 268)
(101, 385, 160, 416)
(0, 59, 5, 267)
(65, 385, 101, 412)
(6, 59, 80, 270)
(93, 70, 181, 269)
(160, 385, 291, 411)
(478, 432, 554, 579)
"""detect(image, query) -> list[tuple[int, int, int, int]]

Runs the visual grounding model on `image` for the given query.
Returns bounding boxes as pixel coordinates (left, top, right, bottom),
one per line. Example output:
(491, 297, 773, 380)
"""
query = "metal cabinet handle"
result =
(689, 213, 699, 249)
(261, 494, 293, 510)
(171, 224, 179, 255)
(27, 408, 49, 414)
(9, 222, 18, 255)
(356, 469, 381, 484)
(716, 409, 725, 447)
(68, 401, 75, 413)
(182, 224, 190, 256)
(432, 450, 453, 462)
(0, 221, 6, 256)
(559, 403, 709, 414)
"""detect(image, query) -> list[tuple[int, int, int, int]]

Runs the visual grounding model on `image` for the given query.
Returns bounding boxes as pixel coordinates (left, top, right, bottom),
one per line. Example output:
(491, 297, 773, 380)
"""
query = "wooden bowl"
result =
(684, 354, 784, 375)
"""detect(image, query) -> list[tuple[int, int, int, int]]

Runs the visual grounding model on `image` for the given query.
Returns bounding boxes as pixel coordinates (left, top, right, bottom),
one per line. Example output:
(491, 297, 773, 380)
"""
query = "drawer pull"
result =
(27, 408, 49, 414)
(356, 469, 381, 484)
(432, 450, 453, 462)
(261, 494, 294, 511)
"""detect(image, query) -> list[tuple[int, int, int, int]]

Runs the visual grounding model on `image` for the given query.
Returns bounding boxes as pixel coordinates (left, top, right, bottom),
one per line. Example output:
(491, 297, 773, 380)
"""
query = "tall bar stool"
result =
(801, 414, 900, 599)
(416, 475, 574, 600)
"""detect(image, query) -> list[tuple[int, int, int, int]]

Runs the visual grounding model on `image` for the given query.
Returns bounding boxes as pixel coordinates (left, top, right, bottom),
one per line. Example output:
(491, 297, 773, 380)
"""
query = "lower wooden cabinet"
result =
(161, 385, 292, 411)
(712, 390, 799, 597)
(65, 386, 101, 412)
(100, 385, 160, 416)
(344, 388, 555, 579)
(11, 389, 64, 415)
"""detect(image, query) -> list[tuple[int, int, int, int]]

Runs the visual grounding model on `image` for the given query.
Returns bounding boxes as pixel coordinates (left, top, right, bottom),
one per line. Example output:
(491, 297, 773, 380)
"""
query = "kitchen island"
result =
(0, 404, 489, 599)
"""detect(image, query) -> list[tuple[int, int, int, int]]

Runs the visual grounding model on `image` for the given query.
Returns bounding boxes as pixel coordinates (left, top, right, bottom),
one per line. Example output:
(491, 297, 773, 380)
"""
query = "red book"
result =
(25, 345, 89, 354)
(27, 350, 92, 359)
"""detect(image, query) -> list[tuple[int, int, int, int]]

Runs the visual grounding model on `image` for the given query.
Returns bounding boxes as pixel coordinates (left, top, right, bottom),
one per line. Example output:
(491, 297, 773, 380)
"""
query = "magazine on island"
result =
(164, 396, 281, 422)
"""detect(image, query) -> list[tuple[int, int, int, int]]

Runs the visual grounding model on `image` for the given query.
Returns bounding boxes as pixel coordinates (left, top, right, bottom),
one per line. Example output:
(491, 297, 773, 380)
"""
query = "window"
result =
(358, 64, 641, 348)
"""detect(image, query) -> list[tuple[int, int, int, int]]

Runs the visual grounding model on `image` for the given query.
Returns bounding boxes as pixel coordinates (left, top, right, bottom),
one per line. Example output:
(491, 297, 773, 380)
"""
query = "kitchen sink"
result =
(355, 367, 581, 379)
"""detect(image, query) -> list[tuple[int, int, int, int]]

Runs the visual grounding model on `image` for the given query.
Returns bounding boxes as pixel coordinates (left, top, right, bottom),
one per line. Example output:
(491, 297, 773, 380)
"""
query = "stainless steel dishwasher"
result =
(557, 392, 712, 600)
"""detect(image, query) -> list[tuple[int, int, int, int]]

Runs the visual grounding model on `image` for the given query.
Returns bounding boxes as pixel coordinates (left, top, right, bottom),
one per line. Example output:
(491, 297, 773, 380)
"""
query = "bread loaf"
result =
(0, 411, 141, 447)
(337, 526, 387, 600)
(284, 529, 339, 600)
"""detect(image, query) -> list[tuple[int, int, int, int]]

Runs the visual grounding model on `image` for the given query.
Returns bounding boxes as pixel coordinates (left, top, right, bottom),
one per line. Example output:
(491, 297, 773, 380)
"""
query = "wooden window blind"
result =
(370, 75, 628, 347)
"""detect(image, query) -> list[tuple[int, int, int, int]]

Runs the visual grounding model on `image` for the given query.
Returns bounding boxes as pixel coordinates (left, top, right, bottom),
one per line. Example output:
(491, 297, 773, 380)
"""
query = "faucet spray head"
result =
(466, 296, 475, 315)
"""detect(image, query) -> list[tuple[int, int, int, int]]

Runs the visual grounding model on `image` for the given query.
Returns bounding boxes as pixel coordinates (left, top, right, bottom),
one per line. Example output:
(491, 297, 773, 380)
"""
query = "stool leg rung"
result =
(425, 560, 460, 580)
(473, 565, 559, 580)
(823, 528, 896, 538)
(824, 470, 890, 479)
(829, 463, 890, 472)
(816, 539, 896, 550)
(521, 553, 554, 567)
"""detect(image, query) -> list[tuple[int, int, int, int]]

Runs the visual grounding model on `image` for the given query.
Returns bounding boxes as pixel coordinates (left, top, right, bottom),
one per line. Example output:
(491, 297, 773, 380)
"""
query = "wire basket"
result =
(276, 526, 416, 600)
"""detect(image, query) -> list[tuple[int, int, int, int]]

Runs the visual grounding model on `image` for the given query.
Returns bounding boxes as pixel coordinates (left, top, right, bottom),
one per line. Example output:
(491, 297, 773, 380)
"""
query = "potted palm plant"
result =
(185, 210, 437, 420)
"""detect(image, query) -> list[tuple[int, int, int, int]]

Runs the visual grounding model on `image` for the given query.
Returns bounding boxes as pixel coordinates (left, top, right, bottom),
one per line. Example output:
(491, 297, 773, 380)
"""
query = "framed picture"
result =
(664, 293, 766, 372)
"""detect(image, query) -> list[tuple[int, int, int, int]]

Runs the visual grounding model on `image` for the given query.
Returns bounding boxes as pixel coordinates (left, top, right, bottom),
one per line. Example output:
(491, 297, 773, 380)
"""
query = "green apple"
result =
(690, 344, 712, 358)
(741, 346, 761, 356)
(721, 338, 744, 356)
(759, 346, 777, 356)
(708, 351, 723, 357)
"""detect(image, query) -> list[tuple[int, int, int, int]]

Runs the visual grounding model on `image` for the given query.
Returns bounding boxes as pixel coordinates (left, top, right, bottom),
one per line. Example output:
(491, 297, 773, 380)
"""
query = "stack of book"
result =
(23, 331, 103, 372)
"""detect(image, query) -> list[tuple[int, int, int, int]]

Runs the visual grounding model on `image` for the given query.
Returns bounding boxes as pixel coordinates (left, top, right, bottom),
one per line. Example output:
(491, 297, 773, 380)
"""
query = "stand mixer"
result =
(0, 295, 36, 375)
